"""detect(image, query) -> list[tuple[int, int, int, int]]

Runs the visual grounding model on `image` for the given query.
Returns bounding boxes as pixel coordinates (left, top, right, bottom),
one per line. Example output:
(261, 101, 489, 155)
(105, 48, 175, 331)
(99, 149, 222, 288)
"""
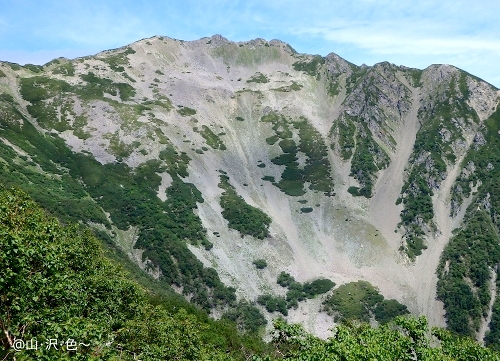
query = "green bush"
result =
(252, 259, 268, 269)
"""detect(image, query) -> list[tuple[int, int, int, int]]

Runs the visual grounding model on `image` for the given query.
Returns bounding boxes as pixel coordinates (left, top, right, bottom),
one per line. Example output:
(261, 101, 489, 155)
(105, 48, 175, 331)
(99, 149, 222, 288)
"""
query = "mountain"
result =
(0, 34, 499, 345)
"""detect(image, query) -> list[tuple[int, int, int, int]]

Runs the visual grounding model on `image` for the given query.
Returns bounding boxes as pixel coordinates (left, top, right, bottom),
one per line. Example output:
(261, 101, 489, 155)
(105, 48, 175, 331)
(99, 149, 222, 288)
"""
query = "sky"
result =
(1, 0, 499, 87)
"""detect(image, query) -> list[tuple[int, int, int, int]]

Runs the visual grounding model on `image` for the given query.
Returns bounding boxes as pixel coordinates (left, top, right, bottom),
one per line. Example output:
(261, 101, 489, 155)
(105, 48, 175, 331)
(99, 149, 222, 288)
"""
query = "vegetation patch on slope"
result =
(261, 113, 334, 197)
(195, 125, 227, 150)
(323, 280, 409, 324)
(218, 174, 272, 239)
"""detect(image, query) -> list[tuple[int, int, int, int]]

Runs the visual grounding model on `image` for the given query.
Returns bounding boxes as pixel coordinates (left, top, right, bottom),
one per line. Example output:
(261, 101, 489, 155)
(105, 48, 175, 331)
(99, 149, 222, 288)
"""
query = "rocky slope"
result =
(1, 34, 499, 343)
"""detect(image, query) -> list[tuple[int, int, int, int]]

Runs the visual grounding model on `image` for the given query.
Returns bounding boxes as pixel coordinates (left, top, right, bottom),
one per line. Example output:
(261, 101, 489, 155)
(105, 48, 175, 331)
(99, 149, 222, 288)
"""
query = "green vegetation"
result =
(0, 69, 6, 77)
(100, 46, 136, 72)
(407, 68, 423, 87)
(0, 90, 236, 310)
(218, 174, 272, 239)
(275, 272, 335, 309)
(196, 125, 227, 150)
(5, 62, 21, 71)
(267, 316, 500, 360)
(23, 63, 44, 73)
(212, 43, 280, 67)
(349, 124, 389, 198)
(437, 107, 500, 346)
(79, 72, 136, 101)
(399, 73, 478, 259)
(177, 106, 197, 116)
(300, 207, 313, 213)
(236, 116, 244, 121)
(0, 187, 272, 360)
(332, 117, 356, 159)
(52, 62, 75, 76)
(247, 72, 269, 83)
(257, 295, 288, 316)
(253, 259, 268, 269)
(292, 55, 325, 77)
(438, 211, 500, 337)
(323, 280, 408, 324)
(261, 114, 334, 197)
(327, 80, 340, 97)
(345, 65, 369, 93)
(272, 81, 303, 92)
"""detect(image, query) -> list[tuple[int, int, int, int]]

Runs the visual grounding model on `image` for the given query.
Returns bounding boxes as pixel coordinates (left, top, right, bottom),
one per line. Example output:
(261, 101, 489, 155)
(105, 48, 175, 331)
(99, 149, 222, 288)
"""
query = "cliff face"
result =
(1, 34, 499, 342)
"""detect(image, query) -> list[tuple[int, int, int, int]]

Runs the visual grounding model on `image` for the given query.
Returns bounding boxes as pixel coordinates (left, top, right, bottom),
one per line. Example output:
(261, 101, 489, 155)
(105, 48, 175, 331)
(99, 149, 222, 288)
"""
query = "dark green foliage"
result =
(0, 187, 271, 360)
(23, 63, 43, 73)
(275, 272, 335, 309)
(253, 259, 268, 269)
(0, 90, 234, 310)
(327, 80, 340, 97)
(100, 46, 135, 72)
(349, 124, 389, 198)
(438, 210, 500, 337)
(218, 175, 272, 239)
(302, 279, 335, 296)
(5, 62, 21, 71)
(246, 72, 269, 83)
(300, 207, 313, 213)
(292, 55, 325, 76)
(277, 271, 296, 288)
(270, 316, 500, 360)
(0, 69, 6, 77)
(278, 139, 297, 153)
(79, 72, 136, 100)
(177, 106, 197, 116)
(374, 299, 410, 325)
(158, 144, 190, 177)
(323, 280, 407, 324)
(408, 68, 423, 87)
(333, 117, 356, 159)
(294, 119, 334, 195)
(486, 280, 500, 350)
(257, 163, 266, 168)
(52, 62, 75, 76)
(262, 176, 275, 182)
(20, 75, 72, 102)
(236, 116, 244, 121)
(196, 125, 227, 150)
(222, 301, 267, 334)
(272, 81, 303, 92)
(261, 114, 334, 197)
(257, 295, 288, 315)
(400, 73, 478, 259)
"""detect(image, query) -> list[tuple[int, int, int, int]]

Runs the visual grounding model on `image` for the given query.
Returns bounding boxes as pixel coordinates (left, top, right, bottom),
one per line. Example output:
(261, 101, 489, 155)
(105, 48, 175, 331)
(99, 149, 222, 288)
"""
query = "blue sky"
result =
(1, 0, 499, 87)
